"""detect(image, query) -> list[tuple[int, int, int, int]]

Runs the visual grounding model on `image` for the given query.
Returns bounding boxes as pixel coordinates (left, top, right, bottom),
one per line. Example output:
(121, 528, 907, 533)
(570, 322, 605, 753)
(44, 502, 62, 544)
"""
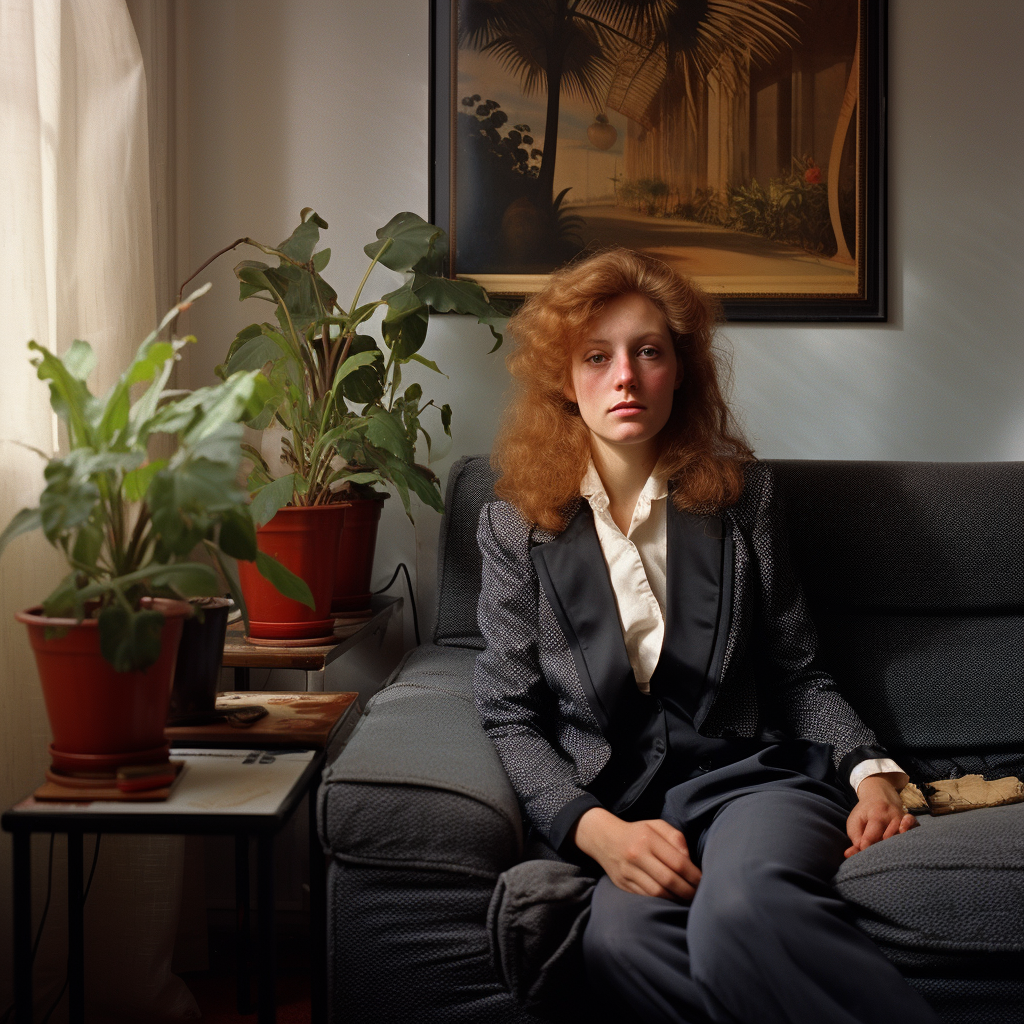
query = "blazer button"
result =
(654, 700, 663, 713)
(698, 762, 713, 773)
(654, 739, 665, 754)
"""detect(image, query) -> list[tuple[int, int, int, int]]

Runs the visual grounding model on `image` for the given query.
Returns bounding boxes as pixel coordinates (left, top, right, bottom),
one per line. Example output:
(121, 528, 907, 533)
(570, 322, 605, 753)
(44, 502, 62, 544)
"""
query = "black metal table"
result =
(3, 747, 329, 1024)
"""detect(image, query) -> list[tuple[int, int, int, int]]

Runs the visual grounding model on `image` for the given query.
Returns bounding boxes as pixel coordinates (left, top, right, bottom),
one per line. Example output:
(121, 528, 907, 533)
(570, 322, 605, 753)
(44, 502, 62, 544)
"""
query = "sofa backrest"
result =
(433, 456, 1024, 777)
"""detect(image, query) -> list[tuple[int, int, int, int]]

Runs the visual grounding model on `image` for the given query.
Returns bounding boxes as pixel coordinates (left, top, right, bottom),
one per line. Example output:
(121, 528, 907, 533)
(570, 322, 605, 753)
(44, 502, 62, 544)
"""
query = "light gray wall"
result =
(184, 0, 1024, 643)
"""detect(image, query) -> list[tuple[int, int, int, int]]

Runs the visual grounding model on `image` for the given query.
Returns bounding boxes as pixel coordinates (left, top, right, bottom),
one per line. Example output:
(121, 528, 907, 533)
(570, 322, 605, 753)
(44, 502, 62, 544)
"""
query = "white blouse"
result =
(580, 461, 905, 796)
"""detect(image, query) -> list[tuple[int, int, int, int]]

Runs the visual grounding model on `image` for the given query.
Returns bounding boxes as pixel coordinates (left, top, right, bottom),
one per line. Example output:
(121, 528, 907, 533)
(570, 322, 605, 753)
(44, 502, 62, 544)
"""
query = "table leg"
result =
(67, 831, 85, 1024)
(12, 830, 32, 1024)
(308, 785, 327, 1023)
(256, 834, 276, 1024)
(235, 834, 252, 1014)
(305, 667, 326, 692)
(234, 666, 251, 691)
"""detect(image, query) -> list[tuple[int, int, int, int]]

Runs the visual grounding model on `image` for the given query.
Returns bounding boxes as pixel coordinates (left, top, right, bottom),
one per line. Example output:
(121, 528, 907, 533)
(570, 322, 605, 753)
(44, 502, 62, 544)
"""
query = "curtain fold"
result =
(0, 1, 197, 1018)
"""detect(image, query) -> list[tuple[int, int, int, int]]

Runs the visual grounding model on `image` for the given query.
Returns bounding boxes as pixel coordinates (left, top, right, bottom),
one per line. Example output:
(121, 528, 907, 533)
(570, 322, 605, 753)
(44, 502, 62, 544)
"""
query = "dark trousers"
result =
(582, 751, 940, 1024)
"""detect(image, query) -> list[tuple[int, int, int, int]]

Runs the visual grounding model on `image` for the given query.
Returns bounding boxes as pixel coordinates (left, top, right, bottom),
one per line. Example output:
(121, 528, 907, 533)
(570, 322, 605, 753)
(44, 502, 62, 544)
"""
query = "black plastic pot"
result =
(167, 597, 232, 726)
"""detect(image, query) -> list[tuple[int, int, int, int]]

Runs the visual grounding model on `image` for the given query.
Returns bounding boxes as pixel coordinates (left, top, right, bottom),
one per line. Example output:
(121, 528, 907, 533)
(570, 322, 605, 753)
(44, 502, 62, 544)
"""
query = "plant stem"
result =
(177, 237, 308, 303)
(348, 239, 392, 318)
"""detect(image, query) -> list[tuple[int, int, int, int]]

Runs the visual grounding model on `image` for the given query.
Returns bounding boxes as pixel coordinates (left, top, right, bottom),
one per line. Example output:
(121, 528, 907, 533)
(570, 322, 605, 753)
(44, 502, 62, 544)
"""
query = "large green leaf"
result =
(225, 333, 288, 375)
(277, 216, 323, 264)
(412, 274, 494, 318)
(249, 473, 296, 527)
(382, 307, 428, 360)
(70, 521, 104, 568)
(364, 213, 443, 273)
(0, 507, 42, 558)
(408, 352, 445, 376)
(98, 604, 165, 672)
(236, 261, 277, 302)
(330, 349, 380, 392)
(38, 462, 100, 541)
(28, 342, 99, 448)
(386, 456, 445, 514)
(256, 550, 315, 608)
(147, 561, 222, 596)
(122, 460, 166, 502)
(62, 339, 97, 382)
(365, 408, 414, 462)
(217, 507, 257, 561)
(340, 336, 384, 404)
(98, 339, 179, 445)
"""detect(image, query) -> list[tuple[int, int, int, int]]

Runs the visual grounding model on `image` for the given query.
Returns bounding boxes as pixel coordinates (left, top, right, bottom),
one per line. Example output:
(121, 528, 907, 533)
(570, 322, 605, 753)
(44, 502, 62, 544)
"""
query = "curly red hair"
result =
(493, 248, 754, 531)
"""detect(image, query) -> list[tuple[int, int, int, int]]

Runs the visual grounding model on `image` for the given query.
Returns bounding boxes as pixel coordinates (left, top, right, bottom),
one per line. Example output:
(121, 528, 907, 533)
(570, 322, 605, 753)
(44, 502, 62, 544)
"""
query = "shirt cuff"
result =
(849, 758, 910, 796)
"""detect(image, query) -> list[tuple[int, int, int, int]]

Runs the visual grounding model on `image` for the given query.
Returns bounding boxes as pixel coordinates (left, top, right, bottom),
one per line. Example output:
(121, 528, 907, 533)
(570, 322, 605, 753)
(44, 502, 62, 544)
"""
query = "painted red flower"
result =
(804, 166, 822, 184)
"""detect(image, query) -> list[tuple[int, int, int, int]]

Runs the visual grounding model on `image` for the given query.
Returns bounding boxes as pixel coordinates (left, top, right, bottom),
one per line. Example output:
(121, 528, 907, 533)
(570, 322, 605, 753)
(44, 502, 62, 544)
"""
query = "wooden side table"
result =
(224, 594, 402, 692)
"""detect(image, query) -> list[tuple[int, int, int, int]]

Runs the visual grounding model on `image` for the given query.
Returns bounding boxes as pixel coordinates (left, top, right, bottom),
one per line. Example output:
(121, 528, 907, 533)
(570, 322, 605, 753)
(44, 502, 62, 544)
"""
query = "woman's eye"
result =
(586, 353, 607, 364)
(638, 346, 659, 357)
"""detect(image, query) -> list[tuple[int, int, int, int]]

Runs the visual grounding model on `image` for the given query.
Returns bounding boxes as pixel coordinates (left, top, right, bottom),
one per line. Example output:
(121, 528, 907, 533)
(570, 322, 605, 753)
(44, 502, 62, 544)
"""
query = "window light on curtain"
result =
(0, 1, 198, 1018)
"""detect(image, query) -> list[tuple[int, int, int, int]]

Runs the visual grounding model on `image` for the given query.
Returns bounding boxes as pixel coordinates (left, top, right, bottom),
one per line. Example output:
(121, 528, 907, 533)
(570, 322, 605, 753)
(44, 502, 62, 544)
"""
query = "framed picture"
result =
(430, 0, 887, 322)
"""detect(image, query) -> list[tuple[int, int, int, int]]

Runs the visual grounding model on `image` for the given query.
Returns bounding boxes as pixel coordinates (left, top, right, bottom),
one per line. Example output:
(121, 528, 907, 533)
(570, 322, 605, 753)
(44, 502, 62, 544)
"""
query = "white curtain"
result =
(0, 1, 197, 1019)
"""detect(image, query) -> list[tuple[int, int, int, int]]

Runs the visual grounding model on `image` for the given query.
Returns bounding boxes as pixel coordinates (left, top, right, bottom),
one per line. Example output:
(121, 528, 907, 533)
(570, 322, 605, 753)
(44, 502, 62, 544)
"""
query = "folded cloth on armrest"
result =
(922, 775, 1024, 815)
(486, 859, 597, 1018)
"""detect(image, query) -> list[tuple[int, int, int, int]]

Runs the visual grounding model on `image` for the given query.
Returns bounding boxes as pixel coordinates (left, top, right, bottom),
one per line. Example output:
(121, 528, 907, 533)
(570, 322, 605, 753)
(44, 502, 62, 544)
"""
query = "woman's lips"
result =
(610, 402, 645, 415)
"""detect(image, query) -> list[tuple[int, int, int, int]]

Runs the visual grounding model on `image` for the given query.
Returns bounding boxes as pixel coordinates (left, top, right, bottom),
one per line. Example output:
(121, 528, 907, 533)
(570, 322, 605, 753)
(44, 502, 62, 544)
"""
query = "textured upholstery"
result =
(770, 460, 1024, 611)
(321, 457, 1024, 1024)
(433, 456, 500, 649)
(319, 645, 522, 878)
(834, 804, 1024, 953)
(327, 864, 541, 1024)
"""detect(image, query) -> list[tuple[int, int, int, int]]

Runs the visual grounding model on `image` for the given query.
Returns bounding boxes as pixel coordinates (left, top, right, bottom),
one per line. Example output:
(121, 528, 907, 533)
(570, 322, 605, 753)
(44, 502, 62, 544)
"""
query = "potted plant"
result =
(183, 210, 506, 628)
(0, 287, 311, 771)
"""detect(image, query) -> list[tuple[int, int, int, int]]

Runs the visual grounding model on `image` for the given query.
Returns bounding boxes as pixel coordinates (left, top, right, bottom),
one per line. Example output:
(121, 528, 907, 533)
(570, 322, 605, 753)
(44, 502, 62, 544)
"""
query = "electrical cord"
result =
(373, 562, 420, 645)
(41, 833, 102, 1024)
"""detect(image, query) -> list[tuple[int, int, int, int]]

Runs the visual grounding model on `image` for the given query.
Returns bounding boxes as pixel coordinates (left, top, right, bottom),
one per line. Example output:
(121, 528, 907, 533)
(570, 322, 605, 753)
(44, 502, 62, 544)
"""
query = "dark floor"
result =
(181, 913, 312, 1023)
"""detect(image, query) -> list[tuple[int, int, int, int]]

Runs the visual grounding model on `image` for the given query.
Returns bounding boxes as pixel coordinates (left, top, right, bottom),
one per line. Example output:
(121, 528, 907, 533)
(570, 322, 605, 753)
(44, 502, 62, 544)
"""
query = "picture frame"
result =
(430, 0, 887, 322)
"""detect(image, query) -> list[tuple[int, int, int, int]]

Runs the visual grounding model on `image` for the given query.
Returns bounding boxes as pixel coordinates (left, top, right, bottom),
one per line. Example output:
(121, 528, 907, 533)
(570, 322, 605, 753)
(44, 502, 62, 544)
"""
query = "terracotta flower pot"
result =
(17, 597, 192, 772)
(167, 596, 233, 725)
(237, 504, 345, 640)
(332, 498, 385, 614)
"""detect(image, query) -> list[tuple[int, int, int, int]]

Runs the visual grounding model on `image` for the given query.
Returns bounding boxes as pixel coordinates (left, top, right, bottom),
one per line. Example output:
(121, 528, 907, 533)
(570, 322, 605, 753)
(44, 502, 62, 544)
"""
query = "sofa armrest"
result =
(318, 645, 524, 879)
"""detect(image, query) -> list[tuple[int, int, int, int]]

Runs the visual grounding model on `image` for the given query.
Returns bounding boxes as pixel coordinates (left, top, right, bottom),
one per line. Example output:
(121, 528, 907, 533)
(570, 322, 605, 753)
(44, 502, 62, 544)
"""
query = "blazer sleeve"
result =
(745, 465, 894, 785)
(473, 503, 602, 848)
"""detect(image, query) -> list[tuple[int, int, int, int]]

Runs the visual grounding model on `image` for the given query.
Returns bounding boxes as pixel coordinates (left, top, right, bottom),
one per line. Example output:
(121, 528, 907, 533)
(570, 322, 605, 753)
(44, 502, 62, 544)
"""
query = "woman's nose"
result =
(614, 354, 637, 390)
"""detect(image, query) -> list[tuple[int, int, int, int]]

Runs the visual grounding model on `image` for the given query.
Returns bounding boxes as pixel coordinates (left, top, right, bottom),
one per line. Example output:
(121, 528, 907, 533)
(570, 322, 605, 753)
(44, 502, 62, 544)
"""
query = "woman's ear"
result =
(563, 380, 577, 403)
(674, 363, 684, 390)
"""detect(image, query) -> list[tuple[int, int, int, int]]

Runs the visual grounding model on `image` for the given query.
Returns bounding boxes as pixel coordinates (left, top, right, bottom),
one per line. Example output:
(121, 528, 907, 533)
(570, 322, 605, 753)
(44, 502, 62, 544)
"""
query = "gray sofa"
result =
(318, 457, 1024, 1024)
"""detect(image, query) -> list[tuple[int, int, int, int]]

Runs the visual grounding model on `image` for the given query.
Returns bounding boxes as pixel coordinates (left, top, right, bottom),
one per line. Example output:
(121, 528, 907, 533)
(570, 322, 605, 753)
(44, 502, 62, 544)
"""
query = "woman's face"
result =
(565, 292, 682, 457)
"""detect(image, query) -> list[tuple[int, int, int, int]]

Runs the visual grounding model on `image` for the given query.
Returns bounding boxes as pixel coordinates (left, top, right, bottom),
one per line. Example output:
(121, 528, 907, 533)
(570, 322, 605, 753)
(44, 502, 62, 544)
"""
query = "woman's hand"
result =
(845, 774, 918, 858)
(573, 807, 701, 901)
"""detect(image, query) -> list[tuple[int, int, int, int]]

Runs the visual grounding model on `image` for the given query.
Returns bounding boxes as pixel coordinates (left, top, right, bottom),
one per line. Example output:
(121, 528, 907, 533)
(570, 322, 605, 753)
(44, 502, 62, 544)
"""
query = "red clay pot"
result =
(332, 497, 385, 614)
(17, 598, 192, 772)
(237, 504, 345, 640)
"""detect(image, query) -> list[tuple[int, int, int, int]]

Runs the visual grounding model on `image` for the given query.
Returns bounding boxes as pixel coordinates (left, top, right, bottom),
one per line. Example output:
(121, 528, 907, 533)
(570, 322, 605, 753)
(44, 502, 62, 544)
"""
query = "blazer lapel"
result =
(658, 500, 733, 715)
(531, 503, 638, 739)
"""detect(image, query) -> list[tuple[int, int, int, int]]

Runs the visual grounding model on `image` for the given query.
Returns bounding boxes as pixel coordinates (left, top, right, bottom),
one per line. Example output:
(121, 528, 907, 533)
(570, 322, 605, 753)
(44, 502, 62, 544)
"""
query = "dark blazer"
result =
(473, 461, 888, 850)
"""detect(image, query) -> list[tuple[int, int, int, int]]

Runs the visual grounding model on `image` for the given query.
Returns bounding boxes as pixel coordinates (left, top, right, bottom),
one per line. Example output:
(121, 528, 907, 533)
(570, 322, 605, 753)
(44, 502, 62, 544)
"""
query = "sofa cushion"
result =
(834, 803, 1024, 954)
(318, 645, 522, 878)
(772, 460, 1024, 613)
(434, 455, 499, 649)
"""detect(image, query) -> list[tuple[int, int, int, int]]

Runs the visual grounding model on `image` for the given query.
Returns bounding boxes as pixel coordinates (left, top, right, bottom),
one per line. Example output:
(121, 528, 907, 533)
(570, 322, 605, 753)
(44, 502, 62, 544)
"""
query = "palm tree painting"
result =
(437, 0, 887, 320)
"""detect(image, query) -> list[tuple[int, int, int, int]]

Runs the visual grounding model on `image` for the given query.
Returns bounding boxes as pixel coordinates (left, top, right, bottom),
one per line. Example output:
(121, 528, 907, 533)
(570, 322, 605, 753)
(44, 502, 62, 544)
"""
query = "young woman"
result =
(473, 250, 938, 1024)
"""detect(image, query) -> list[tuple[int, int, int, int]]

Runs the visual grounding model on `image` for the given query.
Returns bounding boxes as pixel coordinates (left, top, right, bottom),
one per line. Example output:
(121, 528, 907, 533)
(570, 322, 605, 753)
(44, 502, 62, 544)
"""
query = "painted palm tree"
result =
(459, 0, 802, 206)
